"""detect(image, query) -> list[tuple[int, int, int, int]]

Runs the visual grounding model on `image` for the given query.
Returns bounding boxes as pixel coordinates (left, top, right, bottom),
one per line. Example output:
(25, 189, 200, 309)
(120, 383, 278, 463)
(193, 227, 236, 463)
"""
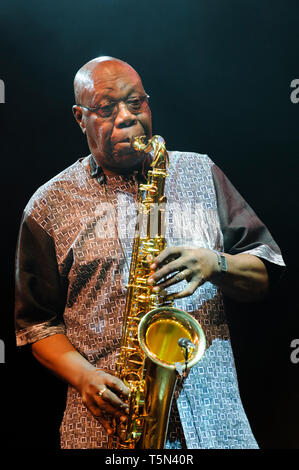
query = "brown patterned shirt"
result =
(14, 151, 285, 449)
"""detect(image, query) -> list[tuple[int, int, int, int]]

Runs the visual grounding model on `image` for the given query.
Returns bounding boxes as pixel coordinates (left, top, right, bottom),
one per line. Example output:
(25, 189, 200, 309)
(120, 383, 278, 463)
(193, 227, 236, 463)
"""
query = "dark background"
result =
(1, 0, 298, 451)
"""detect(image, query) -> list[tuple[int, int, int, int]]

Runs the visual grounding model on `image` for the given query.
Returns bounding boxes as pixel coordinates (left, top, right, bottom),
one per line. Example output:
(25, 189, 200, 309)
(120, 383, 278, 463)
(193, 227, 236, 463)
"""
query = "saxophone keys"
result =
(137, 294, 149, 302)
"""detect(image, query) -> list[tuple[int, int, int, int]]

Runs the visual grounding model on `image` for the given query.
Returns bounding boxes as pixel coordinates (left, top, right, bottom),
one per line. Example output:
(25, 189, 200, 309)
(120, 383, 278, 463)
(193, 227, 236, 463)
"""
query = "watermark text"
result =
(0, 339, 4, 363)
(91, 198, 218, 244)
(290, 339, 299, 364)
(0, 79, 4, 103)
(290, 79, 299, 103)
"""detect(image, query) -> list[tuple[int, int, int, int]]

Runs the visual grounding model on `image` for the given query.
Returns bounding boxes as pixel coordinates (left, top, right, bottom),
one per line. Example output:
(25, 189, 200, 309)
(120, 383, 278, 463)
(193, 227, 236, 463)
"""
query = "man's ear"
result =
(72, 105, 86, 134)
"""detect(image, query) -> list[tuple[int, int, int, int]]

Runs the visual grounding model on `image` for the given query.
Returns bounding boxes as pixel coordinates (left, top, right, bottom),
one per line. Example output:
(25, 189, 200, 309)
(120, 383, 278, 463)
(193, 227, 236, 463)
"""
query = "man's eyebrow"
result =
(92, 88, 143, 105)
(92, 92, 114, 104)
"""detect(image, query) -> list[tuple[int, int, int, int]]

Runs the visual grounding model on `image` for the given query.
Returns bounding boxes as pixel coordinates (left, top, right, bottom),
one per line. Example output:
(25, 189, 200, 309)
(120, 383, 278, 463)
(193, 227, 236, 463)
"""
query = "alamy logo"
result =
(0, 80, 4, 103)
(290, 339, 299, 364)
(290, 79, 299, 104)
(0, 339, 4, 363)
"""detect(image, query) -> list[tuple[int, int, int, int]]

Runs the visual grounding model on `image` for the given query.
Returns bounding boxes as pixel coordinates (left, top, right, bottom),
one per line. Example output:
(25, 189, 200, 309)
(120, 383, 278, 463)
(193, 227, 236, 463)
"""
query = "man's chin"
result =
(111, 147, 146, 167)
(112, 146, 146, 173)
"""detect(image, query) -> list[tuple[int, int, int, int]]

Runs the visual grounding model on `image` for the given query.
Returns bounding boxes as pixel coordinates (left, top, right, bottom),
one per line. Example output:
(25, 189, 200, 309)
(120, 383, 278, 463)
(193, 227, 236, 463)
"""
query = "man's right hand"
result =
(78, 368, 130, 435)
(31, 334, 130, 435)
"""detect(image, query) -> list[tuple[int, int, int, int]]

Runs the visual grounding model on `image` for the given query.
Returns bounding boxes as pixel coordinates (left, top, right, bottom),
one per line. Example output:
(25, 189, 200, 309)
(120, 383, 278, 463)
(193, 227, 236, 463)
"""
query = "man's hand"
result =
(78, 369, 130, 435)
(147, 246, 269, 303)
(147, 246, 219, 300)
(31, 334, 130, 436)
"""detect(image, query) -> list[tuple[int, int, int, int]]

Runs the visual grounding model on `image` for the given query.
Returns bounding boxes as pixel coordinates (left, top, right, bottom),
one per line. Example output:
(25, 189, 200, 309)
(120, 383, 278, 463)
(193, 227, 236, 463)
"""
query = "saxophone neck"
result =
(132, 135, 169, 171)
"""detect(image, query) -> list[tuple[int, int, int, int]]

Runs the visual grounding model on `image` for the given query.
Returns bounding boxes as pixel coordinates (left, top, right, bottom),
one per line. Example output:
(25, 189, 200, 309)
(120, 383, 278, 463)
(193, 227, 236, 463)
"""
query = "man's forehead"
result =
(92, 59, 136, 77)
(76, 59, 144, 103)
(92, 63, 142, 92)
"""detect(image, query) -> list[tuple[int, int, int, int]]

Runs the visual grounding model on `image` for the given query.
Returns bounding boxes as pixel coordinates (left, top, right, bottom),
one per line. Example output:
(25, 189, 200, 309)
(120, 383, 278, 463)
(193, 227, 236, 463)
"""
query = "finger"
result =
(92, 391, 128, 420)
(150, 247, 182, 269)
(102, 373, 130, 397)
(89, 404, 115, 435)
(98, 418, 114, 435)
(152, 269, 192, 292)
(93, 398, 128, 426)
(94, 387, 129, 415)
(148, 258, 186, 284)
(164, 279, 202, 300)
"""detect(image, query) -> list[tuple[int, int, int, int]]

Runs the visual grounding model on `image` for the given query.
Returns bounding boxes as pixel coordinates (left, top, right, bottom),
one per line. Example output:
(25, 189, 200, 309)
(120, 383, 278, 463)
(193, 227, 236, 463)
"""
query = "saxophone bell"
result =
(136, 306, 206, 448)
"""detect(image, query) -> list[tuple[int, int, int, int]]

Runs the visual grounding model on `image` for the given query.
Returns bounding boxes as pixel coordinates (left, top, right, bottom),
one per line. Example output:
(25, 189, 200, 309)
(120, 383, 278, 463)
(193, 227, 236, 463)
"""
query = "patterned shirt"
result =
(14, 151, 285, 449)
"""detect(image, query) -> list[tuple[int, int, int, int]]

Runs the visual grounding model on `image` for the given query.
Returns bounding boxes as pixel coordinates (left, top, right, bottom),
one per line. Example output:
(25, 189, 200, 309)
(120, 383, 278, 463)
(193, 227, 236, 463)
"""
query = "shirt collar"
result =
(90, 154, 106, 184)
(89, 154, 152, 185)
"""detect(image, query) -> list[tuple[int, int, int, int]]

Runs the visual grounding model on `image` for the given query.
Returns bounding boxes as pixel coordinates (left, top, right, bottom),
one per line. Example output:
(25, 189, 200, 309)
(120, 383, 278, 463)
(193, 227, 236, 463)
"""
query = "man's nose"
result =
(114, 102, 137, 128)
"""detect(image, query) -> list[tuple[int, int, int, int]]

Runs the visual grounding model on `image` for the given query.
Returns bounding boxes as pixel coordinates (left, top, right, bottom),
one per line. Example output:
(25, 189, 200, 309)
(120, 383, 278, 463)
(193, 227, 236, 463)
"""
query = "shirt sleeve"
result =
(211, 163, 286, 287)
(14, 212, 67, 346)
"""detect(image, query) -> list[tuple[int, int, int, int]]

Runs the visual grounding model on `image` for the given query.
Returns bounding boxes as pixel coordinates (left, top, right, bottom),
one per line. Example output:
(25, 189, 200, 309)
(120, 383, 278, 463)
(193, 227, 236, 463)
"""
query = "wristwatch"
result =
(212, 250, 228, 281)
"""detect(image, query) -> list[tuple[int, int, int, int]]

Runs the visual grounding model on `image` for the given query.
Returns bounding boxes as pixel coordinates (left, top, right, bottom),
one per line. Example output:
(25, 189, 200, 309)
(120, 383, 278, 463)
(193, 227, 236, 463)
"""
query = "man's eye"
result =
(100, 104, 115, 115)
(127, 99, 143, 110)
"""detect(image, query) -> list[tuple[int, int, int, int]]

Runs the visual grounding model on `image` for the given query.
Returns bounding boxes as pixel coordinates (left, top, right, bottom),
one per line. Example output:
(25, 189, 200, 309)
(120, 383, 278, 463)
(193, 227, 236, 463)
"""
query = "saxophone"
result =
(111, 135, 206, 449)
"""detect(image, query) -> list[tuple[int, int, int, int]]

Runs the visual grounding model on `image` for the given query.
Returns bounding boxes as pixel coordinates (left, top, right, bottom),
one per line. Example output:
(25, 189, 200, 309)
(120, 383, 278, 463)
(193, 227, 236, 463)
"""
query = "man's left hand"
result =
(147, 246, 219, 300)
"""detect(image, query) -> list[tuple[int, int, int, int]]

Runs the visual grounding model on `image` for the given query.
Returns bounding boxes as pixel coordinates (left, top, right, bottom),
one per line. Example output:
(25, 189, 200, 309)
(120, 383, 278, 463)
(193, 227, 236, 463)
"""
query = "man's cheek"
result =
(96, 126, 111, 153)
(140, 113, 152, 137)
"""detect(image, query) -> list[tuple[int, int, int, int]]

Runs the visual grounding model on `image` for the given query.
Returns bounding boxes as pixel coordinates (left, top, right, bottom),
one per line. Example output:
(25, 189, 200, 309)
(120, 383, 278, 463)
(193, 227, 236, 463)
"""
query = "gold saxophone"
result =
(111, 135, 206, 449)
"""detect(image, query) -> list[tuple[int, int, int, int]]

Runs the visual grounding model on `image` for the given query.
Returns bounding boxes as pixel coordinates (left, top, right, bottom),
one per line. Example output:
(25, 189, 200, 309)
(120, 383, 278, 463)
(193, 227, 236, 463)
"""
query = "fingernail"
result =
(147, 277, 154, 284)
(120, 385, 130, 395)
(150, 263, 156, 269)
(120, 402, 129, 411)
(152, 286, 160, 292)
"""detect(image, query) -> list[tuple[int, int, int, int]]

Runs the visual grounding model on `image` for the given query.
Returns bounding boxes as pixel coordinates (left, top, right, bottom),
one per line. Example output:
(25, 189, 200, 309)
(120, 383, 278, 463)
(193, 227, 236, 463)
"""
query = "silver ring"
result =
(97, 386, 107, 399)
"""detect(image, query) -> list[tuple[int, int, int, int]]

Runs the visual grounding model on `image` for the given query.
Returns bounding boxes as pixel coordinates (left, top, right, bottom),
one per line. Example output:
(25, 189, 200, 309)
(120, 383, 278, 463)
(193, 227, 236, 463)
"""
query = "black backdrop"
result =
(1, 0, 298, 452)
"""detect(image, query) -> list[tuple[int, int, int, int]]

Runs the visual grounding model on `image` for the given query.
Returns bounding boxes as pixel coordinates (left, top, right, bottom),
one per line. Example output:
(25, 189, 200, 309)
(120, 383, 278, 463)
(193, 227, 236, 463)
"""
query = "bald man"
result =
(73, 57, 152, 175)
(15, 56, 285, 449)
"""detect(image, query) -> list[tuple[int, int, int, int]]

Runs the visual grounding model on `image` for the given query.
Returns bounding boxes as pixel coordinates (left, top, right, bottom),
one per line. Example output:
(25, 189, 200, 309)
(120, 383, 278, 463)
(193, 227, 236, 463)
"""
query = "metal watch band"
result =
(212, 250, 228, 280)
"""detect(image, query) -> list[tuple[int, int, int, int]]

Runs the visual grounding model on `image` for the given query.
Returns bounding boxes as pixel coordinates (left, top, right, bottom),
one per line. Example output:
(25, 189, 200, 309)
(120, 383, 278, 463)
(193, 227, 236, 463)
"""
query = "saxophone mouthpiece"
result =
(131, 135, 147, 150)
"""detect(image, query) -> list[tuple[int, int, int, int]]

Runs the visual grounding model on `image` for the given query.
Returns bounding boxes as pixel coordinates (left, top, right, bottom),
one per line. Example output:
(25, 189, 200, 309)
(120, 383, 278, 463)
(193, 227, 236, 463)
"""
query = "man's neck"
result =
(90, 153, 153, 181)
(101, 166, 138, 177)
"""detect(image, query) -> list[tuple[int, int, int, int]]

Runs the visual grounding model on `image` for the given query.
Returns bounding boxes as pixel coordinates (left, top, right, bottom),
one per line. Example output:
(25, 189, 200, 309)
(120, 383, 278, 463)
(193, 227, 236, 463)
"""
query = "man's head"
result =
(73, 56, 152, 175)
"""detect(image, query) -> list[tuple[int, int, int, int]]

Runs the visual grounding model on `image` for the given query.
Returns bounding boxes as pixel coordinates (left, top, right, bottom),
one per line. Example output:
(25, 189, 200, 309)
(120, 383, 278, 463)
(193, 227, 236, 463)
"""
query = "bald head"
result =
(72, 55, 152, 176)
(74, 56, 144, 105)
